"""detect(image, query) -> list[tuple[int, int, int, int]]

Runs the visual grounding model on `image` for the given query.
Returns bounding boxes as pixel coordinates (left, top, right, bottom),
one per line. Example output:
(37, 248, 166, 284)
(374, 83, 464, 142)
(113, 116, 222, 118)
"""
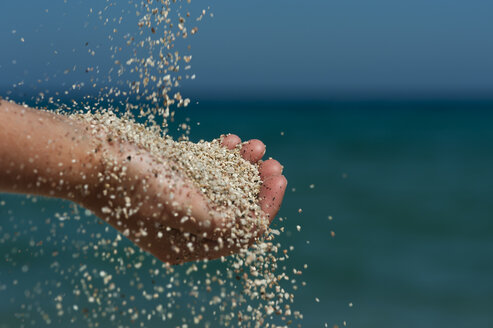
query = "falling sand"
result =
(61, 109, 302, 326)
(1, 0, 305, 327)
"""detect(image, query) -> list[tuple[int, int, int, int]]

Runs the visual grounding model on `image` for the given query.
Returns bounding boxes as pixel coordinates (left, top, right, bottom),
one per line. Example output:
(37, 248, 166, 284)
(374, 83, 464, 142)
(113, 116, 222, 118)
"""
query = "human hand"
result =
(81, 133, 287, 264)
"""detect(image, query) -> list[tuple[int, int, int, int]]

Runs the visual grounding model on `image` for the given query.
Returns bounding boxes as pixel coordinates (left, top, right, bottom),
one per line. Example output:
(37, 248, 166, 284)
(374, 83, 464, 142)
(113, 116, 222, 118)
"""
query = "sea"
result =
(1, 99, 492, 327)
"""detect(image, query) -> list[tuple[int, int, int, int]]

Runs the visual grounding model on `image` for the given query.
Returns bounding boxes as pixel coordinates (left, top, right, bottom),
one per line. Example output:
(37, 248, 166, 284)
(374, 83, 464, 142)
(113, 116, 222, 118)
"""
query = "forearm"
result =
(0, 99, 103, 201)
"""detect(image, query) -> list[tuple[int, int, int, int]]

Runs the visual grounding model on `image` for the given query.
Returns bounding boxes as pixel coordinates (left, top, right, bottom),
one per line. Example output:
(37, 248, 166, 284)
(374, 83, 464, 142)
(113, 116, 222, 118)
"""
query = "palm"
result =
(86, 134, 287, 264)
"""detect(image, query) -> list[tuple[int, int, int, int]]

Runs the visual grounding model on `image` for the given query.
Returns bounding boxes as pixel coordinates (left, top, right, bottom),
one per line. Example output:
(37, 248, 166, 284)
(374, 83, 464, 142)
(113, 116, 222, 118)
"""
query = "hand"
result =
(81, 133, 287, 264)
(0, 100, 287, 264)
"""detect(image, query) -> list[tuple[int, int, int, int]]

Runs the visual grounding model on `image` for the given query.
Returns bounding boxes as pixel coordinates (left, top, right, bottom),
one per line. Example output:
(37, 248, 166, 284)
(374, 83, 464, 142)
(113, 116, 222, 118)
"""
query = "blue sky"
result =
(1, 0, 493, 98)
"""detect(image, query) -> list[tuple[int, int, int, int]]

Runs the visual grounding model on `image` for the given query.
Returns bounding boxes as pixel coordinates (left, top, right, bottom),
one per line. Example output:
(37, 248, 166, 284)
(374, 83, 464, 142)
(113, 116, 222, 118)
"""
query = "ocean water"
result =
(1, 100, 492, 327)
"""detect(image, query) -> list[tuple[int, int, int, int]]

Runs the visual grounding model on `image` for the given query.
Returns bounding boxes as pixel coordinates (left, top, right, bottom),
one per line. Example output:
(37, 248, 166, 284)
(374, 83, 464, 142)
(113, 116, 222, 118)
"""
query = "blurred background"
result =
(1, 1, 493, 327)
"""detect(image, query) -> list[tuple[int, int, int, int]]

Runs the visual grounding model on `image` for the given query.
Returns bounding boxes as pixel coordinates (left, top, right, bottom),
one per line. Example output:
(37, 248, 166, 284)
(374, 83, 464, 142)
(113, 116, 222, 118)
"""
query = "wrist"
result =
(69, 118, 137, 211)
(59, 117, 108, 205)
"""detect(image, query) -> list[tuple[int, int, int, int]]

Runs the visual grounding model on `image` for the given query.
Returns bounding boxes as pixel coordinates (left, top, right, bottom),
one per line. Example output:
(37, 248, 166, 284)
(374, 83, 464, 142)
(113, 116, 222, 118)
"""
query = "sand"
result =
(3, 0, 303, 326)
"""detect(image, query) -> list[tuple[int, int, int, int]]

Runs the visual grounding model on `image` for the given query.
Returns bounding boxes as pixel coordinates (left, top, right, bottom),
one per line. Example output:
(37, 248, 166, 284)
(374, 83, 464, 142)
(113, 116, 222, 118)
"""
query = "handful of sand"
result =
(70, 111, 267, 244)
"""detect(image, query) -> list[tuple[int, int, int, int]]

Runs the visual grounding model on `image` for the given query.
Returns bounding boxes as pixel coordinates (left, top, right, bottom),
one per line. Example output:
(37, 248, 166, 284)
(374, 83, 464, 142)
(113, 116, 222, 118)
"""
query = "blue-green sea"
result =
(1, 100, 492, 327)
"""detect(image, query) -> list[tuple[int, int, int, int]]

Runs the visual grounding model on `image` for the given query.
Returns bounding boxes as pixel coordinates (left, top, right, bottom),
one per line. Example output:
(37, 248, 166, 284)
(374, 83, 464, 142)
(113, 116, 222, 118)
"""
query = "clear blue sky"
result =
(1, 0, 493, 98)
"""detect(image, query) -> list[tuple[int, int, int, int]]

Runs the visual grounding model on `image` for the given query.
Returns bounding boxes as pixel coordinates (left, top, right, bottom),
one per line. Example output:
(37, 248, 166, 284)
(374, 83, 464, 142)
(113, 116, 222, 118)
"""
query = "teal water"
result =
(1, 100, 493, 327)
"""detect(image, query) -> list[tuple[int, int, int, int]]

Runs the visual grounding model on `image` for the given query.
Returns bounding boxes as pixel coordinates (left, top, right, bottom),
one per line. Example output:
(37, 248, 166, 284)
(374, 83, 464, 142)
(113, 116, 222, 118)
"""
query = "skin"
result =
(0, 99, 287, 264)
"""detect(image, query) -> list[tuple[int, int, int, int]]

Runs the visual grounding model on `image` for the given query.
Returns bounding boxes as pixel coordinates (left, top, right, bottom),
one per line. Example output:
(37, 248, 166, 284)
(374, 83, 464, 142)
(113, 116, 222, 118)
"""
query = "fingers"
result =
(220, 135, 266, 164)
(258, 175, 287, 221)
(221, 134, 242, 150)
(240, 139, 265, 163)
(259, 159, 283, 179)
(220, 136, 286, 222)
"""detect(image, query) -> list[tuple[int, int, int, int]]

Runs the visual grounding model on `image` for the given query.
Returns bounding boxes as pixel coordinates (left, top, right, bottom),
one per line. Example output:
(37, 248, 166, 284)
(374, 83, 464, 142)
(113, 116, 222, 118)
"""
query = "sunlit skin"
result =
(0, 99, 287, 264)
